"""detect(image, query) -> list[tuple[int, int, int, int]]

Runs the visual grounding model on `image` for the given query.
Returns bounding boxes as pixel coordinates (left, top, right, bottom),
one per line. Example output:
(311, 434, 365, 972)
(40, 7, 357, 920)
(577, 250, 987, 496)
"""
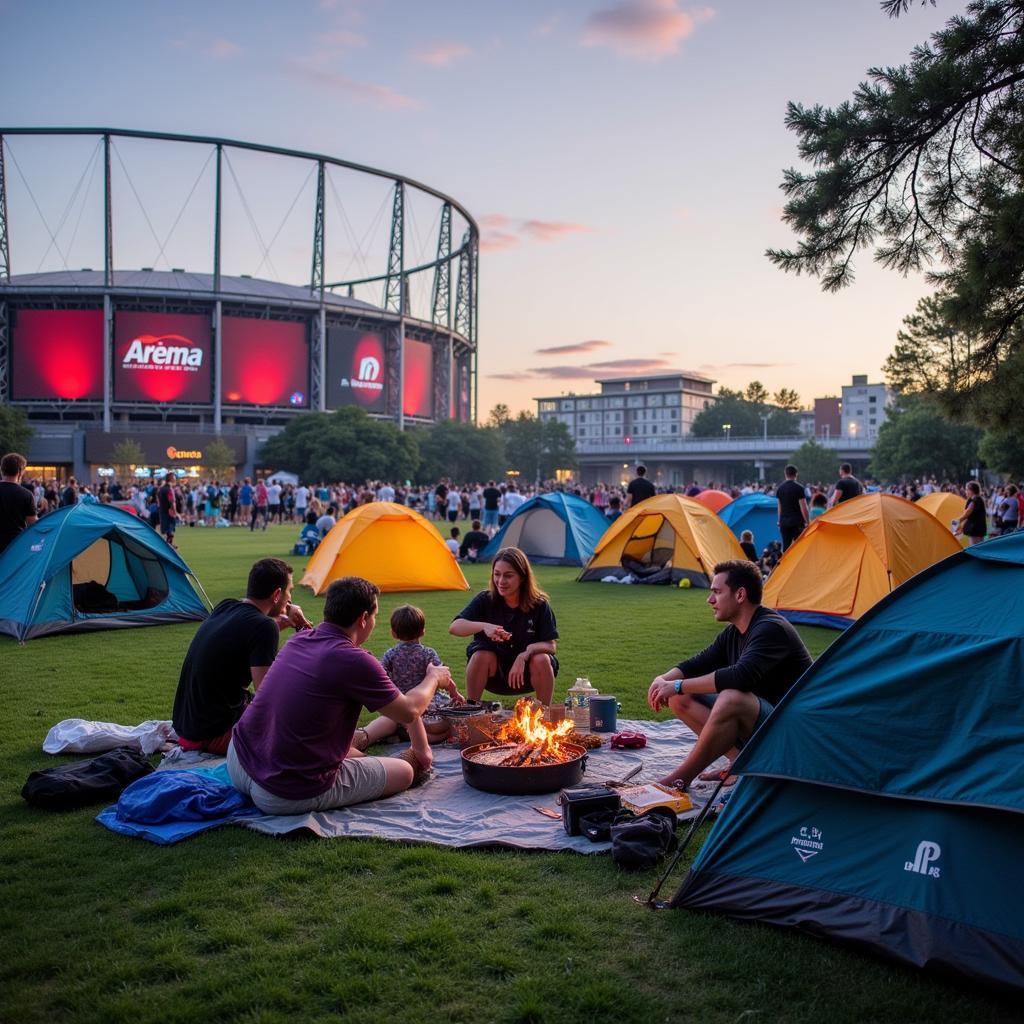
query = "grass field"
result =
(1, 523, 1017, 1023)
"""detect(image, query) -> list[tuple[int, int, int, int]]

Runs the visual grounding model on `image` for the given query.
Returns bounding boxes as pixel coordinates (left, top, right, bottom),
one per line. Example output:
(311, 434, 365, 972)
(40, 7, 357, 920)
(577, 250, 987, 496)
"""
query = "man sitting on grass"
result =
(646, 559, 811, 790)
(172, 558, 313, 755)
(227, 576, 458, 813)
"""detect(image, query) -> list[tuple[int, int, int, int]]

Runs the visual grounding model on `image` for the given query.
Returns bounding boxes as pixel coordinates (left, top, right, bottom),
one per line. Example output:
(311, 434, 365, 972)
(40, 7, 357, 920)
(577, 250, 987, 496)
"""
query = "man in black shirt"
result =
(829, 463, 863, 507)
(157, 473, 178, 549)
(459, 520, 490, 562)
(172, 557, 313, 754)
(481, 480, 501, 536)
(60, 477, 78, 507)
(626, 464, 656, 508)
(0, 452, 38, 554)
(647, 559, 811, 790)
(775, 464, 809, 551)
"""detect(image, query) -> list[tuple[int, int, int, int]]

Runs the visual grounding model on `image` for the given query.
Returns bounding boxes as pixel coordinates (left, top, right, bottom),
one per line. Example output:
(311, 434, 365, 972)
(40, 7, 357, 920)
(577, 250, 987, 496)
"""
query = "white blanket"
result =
(43, 718, 177, 756)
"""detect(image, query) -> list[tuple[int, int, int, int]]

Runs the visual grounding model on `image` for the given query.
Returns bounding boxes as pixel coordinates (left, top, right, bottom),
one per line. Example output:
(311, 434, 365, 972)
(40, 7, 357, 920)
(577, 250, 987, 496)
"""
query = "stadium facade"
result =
(0, 129, 479, 481)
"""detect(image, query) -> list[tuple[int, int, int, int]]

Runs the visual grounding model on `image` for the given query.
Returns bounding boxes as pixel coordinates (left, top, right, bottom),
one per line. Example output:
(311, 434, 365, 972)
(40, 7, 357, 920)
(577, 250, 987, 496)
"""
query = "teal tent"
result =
(673, 533, 1024, 991)
(482, 492, 610, 566)
(718, 493, 780, 553)
(0, 503, 208, 641)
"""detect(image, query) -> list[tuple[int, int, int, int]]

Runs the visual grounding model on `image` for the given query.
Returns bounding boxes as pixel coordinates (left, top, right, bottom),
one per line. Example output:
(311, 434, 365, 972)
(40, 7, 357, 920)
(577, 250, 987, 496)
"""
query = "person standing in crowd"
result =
(227, 480, 239, 524)
(446, 486, 461, 524)
(157, 471, 179, 550)
(238, 476, 253, 525)
(955, 481, 988, 546)
(626, 464, 656, 508)
(0, 452, 38, 555)
(995, 484, 1019, 536)
(251, 478, 269, 531)
(775, 464, 809, 551)
(828, 463, 863, 507)
(60, 477, 78, 507)
(294, 481, 309, 523)
(481, 480, 501, 536)
(267, 479, 282, 523)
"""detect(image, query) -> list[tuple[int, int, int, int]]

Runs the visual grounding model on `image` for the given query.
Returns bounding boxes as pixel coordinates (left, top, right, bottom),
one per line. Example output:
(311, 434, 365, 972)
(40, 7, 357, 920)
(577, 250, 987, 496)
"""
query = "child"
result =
(739, 529, 758, 562)
(352, 605, 462, 779)
(446, 527, 461, 557)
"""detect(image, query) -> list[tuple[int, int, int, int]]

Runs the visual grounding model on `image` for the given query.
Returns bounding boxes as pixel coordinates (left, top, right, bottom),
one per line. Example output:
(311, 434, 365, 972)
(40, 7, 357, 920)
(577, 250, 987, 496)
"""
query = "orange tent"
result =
(692, 489, 733, 513)
(916, 491, 968, 543)
(578, 494, 745, 586)
(301, 503, 469, 595)
(763, 493, 961, 627)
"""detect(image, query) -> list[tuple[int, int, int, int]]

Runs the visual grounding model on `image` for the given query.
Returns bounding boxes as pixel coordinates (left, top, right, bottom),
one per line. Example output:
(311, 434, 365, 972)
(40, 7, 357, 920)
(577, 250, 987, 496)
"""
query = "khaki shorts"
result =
(227, 740, 387, 814)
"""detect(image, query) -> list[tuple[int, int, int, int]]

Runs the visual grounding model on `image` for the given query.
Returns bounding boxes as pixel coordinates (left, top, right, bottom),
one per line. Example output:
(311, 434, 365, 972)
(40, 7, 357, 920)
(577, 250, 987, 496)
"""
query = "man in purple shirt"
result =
(228, 576, 455, 813)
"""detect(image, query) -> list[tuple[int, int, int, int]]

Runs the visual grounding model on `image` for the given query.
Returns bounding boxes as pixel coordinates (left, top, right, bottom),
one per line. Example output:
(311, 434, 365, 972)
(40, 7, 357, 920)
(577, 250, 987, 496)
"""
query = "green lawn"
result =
(0, 524, 1016, 1023)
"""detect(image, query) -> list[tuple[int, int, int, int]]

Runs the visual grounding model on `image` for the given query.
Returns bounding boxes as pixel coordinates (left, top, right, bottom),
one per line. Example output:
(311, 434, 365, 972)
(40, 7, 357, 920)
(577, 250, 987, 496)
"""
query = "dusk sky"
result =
(2, 0, 955, 418)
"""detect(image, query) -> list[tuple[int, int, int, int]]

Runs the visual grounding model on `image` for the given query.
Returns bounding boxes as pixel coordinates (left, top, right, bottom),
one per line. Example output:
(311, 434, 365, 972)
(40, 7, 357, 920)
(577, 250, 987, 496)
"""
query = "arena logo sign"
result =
(166, 446, 203, 460)
(122, 334, 204, 372)
(340, 353, 384, 394)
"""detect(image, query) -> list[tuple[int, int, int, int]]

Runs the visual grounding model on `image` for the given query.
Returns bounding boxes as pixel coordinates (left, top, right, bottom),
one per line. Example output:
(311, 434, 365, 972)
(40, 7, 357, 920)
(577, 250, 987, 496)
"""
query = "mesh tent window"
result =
(70, 532, 169, 613)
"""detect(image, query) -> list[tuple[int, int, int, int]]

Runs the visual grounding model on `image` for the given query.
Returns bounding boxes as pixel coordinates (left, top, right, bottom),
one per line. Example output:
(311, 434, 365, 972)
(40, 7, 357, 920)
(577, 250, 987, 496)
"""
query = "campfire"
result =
(485, 699, 577, 766)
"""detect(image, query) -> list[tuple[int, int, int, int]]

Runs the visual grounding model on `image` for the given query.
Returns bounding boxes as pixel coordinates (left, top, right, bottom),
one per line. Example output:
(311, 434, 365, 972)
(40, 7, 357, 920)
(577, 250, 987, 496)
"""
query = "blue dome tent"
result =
(0, 504, 209, 642)
(718, 493, 780, 553)
(672, 533, 1024, 991)
(481, 492, 610, 566)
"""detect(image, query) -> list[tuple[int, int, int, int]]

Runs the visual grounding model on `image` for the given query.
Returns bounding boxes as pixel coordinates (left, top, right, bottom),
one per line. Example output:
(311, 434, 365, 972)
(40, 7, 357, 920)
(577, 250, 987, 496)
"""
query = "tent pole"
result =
(636, 776, 728, 910)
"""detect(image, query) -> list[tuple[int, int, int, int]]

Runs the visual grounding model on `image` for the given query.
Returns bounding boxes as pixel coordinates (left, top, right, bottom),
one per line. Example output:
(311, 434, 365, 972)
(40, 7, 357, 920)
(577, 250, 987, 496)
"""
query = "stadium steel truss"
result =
(0, 128, 479, 428)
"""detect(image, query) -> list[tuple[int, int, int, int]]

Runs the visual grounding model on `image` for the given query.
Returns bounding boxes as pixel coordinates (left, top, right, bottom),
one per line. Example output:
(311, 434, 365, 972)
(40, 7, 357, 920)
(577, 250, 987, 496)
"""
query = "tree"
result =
(500, 413, 576, 483)
(869, 395, 982, 482)
(690, 385, 801, 438)
(487, 404, 511, 428)
(773, 388, 801, 411)
(0, 404, 33, 455)
(202, 438, 238, 481)
(111, 439, 146, 483)
(768, 0, 1024, 431)
(979, 428, 1024, 477)
(787, 437, 840, 487)
(259, 407, 419, 483)
(414, 420, 506, 483)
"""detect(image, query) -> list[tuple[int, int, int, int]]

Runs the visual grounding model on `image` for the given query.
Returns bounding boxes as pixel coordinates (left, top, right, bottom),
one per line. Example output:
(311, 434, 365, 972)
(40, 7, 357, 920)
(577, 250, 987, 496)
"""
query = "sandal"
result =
(351, 727, 370, 752)
(395, 748, 432, 788)
(698, 764, 734, 783)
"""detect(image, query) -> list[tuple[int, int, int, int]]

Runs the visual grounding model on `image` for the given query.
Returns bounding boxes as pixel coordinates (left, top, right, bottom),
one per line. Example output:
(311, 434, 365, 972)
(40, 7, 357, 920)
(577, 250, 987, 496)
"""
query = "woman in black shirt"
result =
(450, 546, 559, 706)
(955, 481, 988, 545)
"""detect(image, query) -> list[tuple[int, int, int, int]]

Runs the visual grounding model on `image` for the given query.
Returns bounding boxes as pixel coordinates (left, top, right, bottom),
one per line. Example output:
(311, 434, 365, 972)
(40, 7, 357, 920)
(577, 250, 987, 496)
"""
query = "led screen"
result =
(221, 317, 308, 406)
(12, 309, 104, 400)
(403, 338, 434, 418)
(114, 311, 212, 403)
(326, 326, 387, 412)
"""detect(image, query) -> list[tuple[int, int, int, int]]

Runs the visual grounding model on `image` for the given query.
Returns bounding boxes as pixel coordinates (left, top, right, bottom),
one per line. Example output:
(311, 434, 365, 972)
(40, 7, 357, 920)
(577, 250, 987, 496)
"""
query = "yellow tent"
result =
(916, 491, 968, 543)
(301, 503, 469, 595)
(578, 494, 745, 586)
(763, 492, 961, 628)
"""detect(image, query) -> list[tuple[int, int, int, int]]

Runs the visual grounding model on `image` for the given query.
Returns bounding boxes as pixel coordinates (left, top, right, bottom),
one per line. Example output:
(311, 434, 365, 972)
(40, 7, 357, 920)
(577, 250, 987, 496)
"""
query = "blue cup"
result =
(589, 695, 618, 733)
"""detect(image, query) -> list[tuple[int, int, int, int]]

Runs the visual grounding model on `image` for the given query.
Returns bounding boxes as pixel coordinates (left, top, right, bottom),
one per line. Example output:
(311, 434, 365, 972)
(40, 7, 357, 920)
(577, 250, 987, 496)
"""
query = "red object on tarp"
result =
(610, 732, 647, 750)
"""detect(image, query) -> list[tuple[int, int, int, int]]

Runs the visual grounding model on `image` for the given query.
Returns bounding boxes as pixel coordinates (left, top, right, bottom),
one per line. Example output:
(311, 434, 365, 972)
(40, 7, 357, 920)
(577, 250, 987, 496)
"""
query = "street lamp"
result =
(760, 414, 770, 441)
(722, 423, 731, 441)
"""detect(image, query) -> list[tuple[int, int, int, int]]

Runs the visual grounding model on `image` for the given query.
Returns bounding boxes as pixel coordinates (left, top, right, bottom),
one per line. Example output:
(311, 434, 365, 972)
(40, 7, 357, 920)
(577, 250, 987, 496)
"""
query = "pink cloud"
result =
(582, 0, 713, 60)
(521, 219, 594, 242)
(488, 357, 675, 382)
(206, 39, 241, 59)
(589, 358, 673, 370)
(414, 42, 471, 67)
(479, 231, 521, 253)
(535, 340, 613, 356)
(285, 59, 421, 110)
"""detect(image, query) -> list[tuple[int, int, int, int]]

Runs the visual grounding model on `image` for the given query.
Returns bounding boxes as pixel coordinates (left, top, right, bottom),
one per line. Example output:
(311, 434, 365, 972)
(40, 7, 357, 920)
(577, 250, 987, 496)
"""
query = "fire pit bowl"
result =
(461, 741, 588, 795)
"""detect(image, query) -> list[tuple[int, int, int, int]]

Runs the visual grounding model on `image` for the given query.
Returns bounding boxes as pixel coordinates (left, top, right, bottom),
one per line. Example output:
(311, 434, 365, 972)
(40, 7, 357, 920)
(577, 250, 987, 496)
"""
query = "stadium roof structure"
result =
(2, 270, 382, 313)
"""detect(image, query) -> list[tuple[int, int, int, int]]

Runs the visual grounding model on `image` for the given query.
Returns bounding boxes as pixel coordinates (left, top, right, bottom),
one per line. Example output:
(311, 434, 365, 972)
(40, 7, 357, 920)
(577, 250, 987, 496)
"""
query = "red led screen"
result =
(221, 317, 308, 406)
(326, 326, 388, 412)
(11, 309, 104, 400)
(114, 311, 212, 403)
(403, 338, 434, 418)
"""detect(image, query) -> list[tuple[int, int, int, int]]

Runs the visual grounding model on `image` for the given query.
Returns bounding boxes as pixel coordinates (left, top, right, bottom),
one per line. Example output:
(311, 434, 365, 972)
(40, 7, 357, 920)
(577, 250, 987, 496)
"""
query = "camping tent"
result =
(578, 494, 745, 586)
(672, 532, 1024, 991)
(481, 492, 610, 566)
(718, 493, 781, 553)
(0, 503, 208, 641)
(916, 491, 967, 537)
(301, 502, 469, 594)
(691, 489, 733, 513)
(763, 493, 961, 628)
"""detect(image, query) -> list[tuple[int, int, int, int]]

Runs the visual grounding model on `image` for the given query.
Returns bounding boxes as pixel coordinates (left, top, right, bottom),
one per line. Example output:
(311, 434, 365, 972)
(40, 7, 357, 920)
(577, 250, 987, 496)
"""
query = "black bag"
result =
(559, 783, 620, 836)
(21, 746, 154, 810)
(610, 807, 678, 870)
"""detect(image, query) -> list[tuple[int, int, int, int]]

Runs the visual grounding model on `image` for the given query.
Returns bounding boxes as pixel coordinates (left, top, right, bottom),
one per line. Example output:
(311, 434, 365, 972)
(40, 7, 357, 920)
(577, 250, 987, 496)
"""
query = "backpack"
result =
(610, 807, 679, 869)
(21, 746, 154, 810)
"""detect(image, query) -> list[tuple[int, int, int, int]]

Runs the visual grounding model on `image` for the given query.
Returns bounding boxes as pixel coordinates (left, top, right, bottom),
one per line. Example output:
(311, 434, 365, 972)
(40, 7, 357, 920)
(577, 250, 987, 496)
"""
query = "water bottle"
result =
(567, 677, 598, 732)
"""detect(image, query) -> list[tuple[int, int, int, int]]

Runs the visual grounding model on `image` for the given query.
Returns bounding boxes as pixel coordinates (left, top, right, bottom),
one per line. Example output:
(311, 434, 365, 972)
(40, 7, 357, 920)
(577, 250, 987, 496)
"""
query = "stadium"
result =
(0, 128, 479, 481)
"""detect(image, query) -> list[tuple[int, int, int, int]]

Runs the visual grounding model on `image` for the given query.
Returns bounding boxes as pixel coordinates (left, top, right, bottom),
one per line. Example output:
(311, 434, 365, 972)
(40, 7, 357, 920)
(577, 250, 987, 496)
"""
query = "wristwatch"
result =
(674, 679, 684, 695)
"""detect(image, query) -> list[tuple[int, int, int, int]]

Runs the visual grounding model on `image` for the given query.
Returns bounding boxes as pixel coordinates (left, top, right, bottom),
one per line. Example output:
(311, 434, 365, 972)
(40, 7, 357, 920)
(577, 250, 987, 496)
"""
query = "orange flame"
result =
(496, 699, 576, 760)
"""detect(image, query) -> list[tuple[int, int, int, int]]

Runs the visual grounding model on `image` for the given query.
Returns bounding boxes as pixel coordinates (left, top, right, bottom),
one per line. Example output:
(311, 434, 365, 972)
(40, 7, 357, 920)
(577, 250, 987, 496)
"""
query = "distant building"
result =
(536, 371, 716, 445)
(814, 397, 842, 439)
(840, 375, 894, 441)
